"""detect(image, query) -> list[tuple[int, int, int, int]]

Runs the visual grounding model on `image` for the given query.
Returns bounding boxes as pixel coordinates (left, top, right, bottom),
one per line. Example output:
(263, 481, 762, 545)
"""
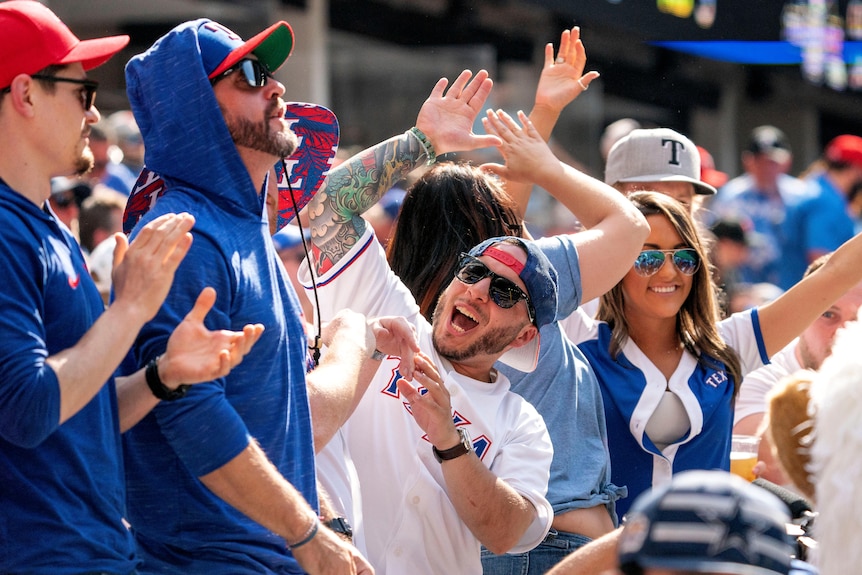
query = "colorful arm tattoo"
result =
(308, 131, 425, 274)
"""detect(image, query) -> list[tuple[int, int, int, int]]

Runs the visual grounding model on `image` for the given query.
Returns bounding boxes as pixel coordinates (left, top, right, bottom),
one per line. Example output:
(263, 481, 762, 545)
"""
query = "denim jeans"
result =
(480, 530, 593, 575)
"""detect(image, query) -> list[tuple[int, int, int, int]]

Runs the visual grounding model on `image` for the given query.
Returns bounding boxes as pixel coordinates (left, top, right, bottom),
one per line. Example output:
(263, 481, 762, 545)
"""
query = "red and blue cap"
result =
(198, 19, 294, 80)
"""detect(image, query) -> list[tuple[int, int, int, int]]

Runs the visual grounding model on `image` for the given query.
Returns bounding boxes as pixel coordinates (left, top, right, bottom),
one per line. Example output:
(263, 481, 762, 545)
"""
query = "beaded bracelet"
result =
(288, 516, 320, 550)
(408, 126, 437, 165)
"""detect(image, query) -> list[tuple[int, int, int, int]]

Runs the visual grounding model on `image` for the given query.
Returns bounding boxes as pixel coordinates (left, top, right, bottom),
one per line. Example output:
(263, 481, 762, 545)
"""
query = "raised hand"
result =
(480, 109, 562, 185)
(368, 315, 420, 379)
(534, 27, 600, 114)
(396, 353, 458, 448)
(110, 212, 195, 324)
(415, 69, 502, 155)
(159, 287, 265, 388)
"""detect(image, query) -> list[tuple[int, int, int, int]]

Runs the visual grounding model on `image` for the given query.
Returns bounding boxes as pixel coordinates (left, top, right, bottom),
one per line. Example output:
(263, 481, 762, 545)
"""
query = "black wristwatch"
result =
(433, 427, 473, 463)
(145, 356, 190, 401)
(325, 516, 353, 539)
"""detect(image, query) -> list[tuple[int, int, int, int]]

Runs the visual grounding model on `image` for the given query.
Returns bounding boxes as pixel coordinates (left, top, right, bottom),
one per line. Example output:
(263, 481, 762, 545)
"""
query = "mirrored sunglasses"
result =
(30, 74, 98, 110)
(455, 253, 535, 323)
(211, 59, 272, 88)
(633, 248, 701, 277)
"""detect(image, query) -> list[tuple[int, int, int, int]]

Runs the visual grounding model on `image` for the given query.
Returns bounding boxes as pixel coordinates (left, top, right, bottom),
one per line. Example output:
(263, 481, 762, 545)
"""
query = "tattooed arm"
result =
(307, 134, 426, 270)
(308, 69, 500, 274)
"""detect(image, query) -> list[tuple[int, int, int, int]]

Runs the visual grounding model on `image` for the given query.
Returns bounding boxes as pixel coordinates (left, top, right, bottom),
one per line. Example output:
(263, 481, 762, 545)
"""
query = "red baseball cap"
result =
(0, 0, 129, 90)
(825, 134, 862, 169)
(697, 145, 728, 189)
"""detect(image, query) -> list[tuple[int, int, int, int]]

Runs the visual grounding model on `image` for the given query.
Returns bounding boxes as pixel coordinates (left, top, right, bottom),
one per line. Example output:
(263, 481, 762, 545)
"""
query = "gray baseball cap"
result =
(605, 128, 717, 195)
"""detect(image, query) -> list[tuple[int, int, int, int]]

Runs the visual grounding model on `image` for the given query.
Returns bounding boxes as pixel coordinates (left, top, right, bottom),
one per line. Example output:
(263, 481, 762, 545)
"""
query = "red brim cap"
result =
(826, 135, 862, 169)
(701, 167, 728, 189)
(0, 0, 128, 88)
(206, 21, 294, 79)
(58, 35, 131, 71)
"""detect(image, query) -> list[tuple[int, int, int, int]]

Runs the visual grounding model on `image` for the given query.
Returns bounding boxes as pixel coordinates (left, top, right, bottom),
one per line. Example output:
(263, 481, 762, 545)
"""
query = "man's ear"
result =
(6, 74, 37, 117)
(505, 323, 538, 352)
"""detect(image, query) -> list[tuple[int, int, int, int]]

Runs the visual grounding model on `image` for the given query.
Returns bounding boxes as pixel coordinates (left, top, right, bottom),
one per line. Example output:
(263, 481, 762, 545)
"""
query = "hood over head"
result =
(124, 19, 293, 216)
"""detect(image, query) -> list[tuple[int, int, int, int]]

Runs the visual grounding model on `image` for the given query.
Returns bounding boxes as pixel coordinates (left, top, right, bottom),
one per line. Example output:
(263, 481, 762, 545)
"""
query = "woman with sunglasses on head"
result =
(561, 189, 862, 521)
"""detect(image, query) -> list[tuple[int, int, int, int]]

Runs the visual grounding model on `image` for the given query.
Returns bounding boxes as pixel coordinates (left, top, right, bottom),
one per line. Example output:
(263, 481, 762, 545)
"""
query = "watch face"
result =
(457, 427, 472, 449)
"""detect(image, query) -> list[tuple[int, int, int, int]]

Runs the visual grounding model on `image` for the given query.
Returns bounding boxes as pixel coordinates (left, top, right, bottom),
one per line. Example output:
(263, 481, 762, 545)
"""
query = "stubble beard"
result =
(797, 337, 826, 371)
(74, 145, 95, 177)
(430, 293, 525, 363)
(226, 105, 298, 158)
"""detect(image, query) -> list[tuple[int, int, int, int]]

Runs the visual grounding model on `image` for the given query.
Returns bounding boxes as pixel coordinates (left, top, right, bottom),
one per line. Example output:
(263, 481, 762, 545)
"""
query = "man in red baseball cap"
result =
(0, 3, 264, 574)
(781, 134, 862, 288)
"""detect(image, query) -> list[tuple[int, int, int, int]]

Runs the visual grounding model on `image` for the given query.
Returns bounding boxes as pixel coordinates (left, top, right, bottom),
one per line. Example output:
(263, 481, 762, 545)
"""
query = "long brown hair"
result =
(597, 191, 743, 394)
(386, 162, 523, 321)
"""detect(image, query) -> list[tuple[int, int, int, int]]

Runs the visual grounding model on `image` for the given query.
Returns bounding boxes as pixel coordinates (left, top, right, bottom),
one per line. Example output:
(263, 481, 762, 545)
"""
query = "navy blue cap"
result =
(619, 470, 795, 575)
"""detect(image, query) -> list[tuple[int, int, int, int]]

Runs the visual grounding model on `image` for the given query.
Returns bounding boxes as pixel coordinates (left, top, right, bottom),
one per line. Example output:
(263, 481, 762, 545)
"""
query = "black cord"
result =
(281, 159, 323, 367)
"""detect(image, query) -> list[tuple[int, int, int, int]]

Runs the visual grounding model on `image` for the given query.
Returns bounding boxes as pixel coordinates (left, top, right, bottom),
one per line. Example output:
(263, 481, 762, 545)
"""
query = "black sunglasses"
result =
(30, 74, 98, 110)
(633, 248, 701, 277)
(455, 253, 535, 323)
(211, 59, 272, 88)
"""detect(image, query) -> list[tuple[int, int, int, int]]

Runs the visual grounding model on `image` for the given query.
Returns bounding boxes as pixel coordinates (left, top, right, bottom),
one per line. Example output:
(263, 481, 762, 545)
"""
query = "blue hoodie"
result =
(122, 20, 315, 574)
(0, 191, 136, 574)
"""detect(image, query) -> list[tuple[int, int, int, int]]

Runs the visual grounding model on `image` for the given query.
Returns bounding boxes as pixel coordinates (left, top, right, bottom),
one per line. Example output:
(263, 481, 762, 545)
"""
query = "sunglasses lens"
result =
(634, 251, 666, 276)
(84, 85, 97, 110)
(455, 255, 489, 284)
(488, 278, 521, 309)
(238, 59, 269, 87)
(455, 253, 533, 321)
(673, 249, 700, 275)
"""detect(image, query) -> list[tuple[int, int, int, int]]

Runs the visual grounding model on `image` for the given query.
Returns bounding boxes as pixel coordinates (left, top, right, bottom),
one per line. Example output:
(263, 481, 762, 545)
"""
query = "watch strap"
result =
(145, 356, 190, 401)
(325, 516, 353, 539)
(433, 427, 472, 463)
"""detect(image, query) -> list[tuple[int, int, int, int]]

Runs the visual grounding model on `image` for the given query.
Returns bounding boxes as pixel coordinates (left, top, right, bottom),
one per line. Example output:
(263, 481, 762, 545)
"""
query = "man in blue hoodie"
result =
(0, 3, 264, 574)
(122, 18, 412, 575)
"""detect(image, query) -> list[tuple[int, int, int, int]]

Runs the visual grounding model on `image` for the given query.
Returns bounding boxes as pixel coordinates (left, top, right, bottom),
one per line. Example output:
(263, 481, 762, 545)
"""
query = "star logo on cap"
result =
(702, 493, 772, 563)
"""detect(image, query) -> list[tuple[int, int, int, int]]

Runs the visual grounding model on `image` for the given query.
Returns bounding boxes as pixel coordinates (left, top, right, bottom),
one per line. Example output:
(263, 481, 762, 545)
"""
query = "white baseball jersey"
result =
(300, 227, 554, 575)
(733, 338, 801, 425)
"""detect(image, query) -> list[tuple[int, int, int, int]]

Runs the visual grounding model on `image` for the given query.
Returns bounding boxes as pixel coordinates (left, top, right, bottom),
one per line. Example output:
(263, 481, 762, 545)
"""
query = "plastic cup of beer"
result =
(730, 434, 760, 481)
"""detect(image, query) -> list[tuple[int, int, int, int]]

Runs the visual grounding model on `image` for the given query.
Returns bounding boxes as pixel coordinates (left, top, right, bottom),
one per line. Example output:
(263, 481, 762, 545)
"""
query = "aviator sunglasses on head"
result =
(211, 58, 272, 88)
(633, 248, 701, 277)
(455, 253, 535, 323)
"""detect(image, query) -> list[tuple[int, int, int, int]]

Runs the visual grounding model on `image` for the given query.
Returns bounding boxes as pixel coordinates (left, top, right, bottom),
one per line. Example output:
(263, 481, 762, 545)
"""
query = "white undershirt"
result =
(645, 390, 690, 450)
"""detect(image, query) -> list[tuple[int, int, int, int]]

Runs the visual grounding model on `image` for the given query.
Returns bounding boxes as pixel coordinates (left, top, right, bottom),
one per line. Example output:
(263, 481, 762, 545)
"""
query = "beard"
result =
(224, 104, 298, 158)
(74, 145, 95, 177)
(797, 337, 828, 371)
(430, 292, 526, 363)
